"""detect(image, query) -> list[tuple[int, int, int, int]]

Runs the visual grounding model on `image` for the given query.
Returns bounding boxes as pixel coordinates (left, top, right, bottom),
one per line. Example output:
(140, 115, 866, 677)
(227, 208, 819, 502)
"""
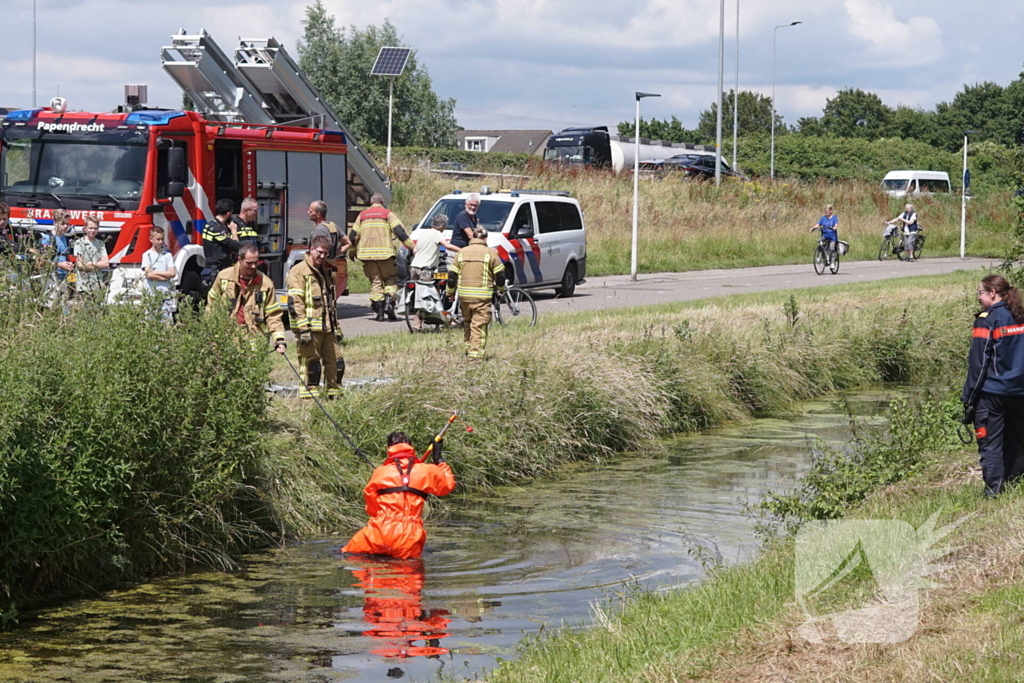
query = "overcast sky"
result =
(2, 0, 1021, 134)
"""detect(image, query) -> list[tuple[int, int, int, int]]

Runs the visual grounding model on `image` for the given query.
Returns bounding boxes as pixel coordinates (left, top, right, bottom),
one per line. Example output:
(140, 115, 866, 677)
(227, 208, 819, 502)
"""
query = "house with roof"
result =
(456, 130, 551, 156)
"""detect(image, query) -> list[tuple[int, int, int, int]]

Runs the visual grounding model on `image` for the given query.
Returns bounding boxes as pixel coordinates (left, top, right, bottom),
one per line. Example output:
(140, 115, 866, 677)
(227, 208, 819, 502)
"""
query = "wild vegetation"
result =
(0, 265, 982, 623)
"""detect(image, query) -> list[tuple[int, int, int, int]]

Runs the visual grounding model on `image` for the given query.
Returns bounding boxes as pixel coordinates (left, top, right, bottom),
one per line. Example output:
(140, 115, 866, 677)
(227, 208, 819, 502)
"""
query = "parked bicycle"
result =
(812, 227, 841, 275)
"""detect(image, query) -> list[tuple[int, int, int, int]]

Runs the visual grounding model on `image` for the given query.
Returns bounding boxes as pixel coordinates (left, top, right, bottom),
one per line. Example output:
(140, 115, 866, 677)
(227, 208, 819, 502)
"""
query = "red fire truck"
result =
(0, 32, 389, 298)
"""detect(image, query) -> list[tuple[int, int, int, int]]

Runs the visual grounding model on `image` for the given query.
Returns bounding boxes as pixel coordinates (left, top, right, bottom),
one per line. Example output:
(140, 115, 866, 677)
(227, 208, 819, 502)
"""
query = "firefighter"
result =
(446, 227, 506, 359)
(207, 242, 286, 352)
(201, 198, 242, 287)
(286, 235, 344, 399)
(962, 274, 1024, 496)
(342, 432, 456, 559)
(308, 200, 351, 297)
(350, 192, 414, 322)
(231, 197, 260, 245)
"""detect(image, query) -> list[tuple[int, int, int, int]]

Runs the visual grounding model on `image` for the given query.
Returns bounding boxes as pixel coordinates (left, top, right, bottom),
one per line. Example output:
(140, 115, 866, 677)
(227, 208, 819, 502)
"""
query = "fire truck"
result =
(0, 31, 390, 298)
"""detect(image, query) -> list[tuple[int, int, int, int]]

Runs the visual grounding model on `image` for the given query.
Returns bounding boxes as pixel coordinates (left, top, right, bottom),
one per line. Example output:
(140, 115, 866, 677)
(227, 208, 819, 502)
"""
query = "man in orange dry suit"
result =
(342, 432, 456, 559)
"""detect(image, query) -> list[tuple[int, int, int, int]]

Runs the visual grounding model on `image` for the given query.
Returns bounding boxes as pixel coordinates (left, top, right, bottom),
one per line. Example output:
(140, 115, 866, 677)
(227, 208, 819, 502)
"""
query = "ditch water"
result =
(0, 391, 896, 683)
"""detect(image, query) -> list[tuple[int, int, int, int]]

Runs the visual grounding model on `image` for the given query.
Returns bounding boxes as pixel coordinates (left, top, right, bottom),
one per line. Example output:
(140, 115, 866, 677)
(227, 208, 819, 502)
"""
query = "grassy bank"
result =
(0, 268, 983, 623)
(373, 169, 1014, 287)
(484, 399, 1022, 683)
(265, 271, 981, 537)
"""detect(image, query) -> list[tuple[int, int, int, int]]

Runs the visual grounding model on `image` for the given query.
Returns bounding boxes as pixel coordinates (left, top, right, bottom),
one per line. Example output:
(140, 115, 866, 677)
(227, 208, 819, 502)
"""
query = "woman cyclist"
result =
(810, 204, 839, 263)
(886, 204, 919, 261)
(963, 275, 1024, 496)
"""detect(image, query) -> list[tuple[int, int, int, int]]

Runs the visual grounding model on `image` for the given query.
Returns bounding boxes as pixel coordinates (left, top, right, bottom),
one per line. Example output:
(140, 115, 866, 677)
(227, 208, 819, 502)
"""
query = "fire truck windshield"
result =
(1, 127, 149, 209)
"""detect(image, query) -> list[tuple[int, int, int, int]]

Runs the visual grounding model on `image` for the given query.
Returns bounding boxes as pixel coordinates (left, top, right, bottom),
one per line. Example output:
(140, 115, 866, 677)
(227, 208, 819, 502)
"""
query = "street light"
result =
(631, 91, 660, 282)
(961, 130, 979, 260)
(770, 21, 802, 180)
(732, 0, 740, 171)
(714, 0, 725, 185)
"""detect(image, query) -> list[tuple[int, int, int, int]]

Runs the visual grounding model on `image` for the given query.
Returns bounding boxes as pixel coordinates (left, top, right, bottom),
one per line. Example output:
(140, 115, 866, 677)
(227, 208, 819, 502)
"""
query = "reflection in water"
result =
(0, 391, 898, 682)
(350, 557, 451, 659)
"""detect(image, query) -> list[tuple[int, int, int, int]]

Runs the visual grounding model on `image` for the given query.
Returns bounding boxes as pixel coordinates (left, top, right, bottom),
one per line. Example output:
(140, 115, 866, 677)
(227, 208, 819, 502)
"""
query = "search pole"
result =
(33, 0, 37, 108)
(732, 0, 740, 170)
(631, 92, 660, 282)
(771, 21, 802, 180)
(715, 0, 725, 186)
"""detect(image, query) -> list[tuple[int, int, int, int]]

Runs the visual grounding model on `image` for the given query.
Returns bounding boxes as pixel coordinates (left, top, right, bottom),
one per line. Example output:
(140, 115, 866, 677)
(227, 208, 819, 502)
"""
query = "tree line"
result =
(619, 75, 1024, 153)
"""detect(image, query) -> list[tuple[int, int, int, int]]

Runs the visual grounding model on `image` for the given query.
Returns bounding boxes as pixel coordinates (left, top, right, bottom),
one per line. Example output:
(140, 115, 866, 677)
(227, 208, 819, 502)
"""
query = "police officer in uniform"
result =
(207, 242, 286, 352)
(231, 197, 260, 245)
(350, 193, 414, 321)
(286, 235, 344, 399)
(446, 227, 506, 359)
(202, 198, 241, 287)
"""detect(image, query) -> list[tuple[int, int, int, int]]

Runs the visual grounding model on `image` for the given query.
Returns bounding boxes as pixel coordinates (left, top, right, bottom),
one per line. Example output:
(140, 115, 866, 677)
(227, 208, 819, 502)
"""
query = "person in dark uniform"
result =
(201, 198, 241, 287)
(231, 197, 260, 245)
(963, 274, 1024, 496)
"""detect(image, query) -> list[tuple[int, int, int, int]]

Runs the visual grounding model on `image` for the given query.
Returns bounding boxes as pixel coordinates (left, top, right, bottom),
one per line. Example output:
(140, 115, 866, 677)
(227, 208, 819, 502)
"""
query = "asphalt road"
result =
(333, 256, 996, 339)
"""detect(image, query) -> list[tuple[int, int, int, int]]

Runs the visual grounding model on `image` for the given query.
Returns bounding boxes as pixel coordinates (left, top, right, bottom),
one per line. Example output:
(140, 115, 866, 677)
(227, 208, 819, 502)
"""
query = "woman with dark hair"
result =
(963, 275, 1024, 496)
(342, 431, 456, 558)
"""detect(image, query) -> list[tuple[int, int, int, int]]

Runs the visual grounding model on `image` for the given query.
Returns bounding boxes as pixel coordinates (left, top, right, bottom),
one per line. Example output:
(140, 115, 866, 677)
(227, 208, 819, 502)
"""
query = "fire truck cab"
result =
(0, 31, 389, 299)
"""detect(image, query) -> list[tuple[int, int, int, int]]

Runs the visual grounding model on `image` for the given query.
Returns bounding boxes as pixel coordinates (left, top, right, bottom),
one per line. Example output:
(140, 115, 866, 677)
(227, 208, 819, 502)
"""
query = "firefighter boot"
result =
(372, 300, 384, 322)
(385, 294, 398, 321)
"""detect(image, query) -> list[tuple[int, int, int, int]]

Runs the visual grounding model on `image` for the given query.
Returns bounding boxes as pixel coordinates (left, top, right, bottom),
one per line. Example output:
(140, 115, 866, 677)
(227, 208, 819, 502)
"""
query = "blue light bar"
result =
(4, 109, 43, 122)
(321, 129, 346, 142)
(124, 110, 186, 126)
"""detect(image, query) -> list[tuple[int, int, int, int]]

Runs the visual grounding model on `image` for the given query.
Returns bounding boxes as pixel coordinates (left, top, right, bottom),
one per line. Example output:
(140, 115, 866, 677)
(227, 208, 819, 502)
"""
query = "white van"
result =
(880, 170, 951, 197)
(411, 189, 587, 296)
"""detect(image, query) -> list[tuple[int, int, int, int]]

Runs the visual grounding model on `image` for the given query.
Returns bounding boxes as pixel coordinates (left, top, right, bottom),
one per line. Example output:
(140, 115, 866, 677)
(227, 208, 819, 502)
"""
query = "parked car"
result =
(409, 189, 587, 297)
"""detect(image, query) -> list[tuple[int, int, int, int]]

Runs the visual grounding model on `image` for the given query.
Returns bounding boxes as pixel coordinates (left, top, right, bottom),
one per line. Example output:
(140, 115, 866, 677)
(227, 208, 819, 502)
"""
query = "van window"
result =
(919, 178, 950, 193)
(557, 202, 583, 232)
(423, 198, 513, 232)
(510, 203, 535, 238)
(535, 201, 562, 234)
(881, 178, 909, 192)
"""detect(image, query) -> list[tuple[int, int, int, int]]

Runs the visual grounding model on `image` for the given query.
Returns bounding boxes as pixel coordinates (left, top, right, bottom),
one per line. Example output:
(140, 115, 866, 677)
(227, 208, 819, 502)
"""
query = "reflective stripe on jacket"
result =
(207, 264, 285, 343)
(963, 301, 1024, 401)
(447, 238, 506, 300)
(285, 254, 337, 332)
(352, 205, 412, 260)
(201, 219, 241, 272)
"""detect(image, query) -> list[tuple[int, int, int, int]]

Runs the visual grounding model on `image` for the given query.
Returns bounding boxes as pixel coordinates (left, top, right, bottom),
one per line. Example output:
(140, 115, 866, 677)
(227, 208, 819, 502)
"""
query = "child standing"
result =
(142, 226, 177, 321)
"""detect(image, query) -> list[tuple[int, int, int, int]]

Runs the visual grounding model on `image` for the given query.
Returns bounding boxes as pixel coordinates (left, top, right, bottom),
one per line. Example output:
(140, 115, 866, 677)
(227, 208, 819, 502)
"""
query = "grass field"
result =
(332, 169, 1016, 295)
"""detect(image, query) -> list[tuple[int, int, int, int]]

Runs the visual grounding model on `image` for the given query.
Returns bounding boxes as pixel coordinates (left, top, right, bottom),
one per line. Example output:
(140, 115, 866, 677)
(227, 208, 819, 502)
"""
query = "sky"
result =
(1, 0, 1022, 135)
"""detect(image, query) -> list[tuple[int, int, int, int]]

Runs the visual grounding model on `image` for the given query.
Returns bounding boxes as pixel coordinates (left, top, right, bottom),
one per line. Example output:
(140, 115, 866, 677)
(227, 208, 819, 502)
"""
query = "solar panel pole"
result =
(387, 77, 394, 167)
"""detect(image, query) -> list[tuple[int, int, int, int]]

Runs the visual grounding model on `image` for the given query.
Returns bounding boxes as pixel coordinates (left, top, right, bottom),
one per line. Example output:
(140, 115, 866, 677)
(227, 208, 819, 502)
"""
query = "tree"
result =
(297, 1, 458, 148)
(796, 116, 825, 136)
(934, 82, 1015, 150)
(696, 90, 783, 140)
(616, 116, 703, 144)
(883, 106, 939, 145)
(819, 88, 893, 139)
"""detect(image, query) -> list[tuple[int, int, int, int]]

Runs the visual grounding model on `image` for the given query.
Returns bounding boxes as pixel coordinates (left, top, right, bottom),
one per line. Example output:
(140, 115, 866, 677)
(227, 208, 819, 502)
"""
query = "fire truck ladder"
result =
(160, 30, 390, 207)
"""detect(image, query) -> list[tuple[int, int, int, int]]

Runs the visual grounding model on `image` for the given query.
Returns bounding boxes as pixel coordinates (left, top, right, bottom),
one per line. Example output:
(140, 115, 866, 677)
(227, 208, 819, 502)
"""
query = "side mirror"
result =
(167, 146, 186, 183)
(166, 181, 184, 198)
(517, 226, 534, 239)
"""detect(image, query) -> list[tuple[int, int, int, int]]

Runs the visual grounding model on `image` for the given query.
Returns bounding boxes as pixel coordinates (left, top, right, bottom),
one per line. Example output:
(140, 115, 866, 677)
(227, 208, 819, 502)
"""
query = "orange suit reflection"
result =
(352, 558, 451, 658)
(343, 442, 456, 559)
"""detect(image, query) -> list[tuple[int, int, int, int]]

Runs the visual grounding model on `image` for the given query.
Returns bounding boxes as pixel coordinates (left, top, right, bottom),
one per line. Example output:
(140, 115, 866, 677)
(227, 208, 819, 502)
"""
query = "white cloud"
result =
(844, 0, 943, 64)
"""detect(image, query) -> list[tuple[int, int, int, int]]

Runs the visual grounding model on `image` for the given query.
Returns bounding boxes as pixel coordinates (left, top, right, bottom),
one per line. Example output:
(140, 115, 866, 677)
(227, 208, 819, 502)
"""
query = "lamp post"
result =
(714, 0, 725, 185)
(770, 21, 801, 180)
(33, 0, 37, 108)
(961, 130, 979, 260)
(732, 0, 740, 171)
(631, 91, 660, 282)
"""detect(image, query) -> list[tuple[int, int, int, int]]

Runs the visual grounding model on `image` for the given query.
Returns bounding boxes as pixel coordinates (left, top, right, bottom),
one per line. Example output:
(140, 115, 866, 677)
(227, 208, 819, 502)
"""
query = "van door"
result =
(506, 203, 543, 285)
(534, 200, 584, 284)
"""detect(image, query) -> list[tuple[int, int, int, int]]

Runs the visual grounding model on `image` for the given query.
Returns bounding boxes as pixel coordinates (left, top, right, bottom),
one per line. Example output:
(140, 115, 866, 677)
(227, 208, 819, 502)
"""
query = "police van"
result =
(410, 189, 587, 297)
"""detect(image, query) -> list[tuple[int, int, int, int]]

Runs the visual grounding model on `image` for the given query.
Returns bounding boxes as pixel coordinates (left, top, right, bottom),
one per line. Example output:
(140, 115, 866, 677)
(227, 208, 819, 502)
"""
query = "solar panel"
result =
(371, 46, 412, 77)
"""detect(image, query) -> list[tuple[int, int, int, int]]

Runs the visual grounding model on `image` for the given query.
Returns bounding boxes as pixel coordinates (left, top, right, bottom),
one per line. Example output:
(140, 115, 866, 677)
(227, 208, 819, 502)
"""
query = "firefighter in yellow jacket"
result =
(286, 235, 345, 398)
(446, 227, 507, 359)
(207, 242, 287, 352)
(350, 192, 415, 322)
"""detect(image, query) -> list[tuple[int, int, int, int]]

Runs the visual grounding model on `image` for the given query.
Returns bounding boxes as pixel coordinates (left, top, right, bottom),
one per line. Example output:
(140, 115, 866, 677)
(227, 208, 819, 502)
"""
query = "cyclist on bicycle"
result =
(886, 203, 920, 261)
(810, 204, 839, 262)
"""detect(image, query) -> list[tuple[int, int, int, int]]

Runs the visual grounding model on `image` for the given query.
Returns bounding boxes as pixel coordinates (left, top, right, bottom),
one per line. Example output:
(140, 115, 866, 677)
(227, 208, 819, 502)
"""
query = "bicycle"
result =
(402, 277, 537, 333)
(878, 223, 925, 261)
(812, 228, 840, 275)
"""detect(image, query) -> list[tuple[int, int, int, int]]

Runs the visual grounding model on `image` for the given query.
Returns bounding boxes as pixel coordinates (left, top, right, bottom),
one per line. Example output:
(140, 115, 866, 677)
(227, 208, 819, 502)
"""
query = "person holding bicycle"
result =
(810, 204, 839, 262)
(963, 275, 1024, 497)
(446, 227, 506, 359)
(886, 204, 920, 261)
